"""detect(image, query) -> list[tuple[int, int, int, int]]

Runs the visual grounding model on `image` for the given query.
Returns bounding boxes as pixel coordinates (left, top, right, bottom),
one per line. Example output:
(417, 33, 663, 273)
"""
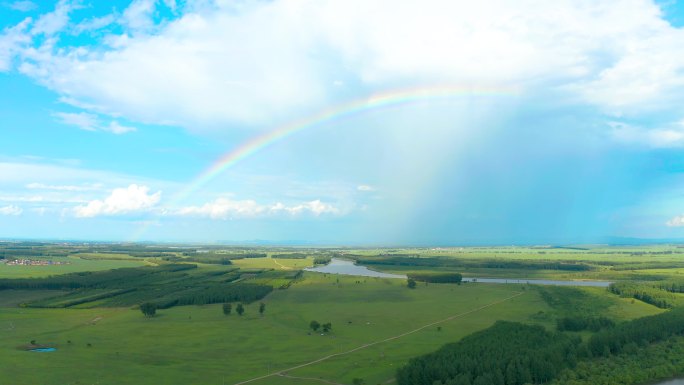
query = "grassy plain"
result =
(0, 272, 660, 385)
(0, 256, 147, 278)
(0, 244, 679, 385)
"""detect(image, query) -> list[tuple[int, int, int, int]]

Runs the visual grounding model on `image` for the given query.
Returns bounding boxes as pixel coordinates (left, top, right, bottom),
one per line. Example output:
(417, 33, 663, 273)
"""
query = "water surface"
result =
(306, 258, 612, 287)
(30, 347, 56, 352)
(653, 380, 684, 385)
(305, 258, 406, 278)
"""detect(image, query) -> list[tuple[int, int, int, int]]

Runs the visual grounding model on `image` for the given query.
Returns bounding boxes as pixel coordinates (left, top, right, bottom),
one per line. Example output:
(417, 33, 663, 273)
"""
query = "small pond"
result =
(306, 258, 612, 287)
(30, 347, 56, 352)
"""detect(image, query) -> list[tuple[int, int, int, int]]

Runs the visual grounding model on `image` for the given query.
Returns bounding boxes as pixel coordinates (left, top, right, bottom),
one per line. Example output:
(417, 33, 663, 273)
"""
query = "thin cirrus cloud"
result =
(2, 0, 684, 137)
(53, 112, 137, 135)
(0, 205, 23, 216)
(26, 182, 104, 192)
(4, 1, 37, 12)
(175, 197, 342, 220)
(610, 121, 684, 148)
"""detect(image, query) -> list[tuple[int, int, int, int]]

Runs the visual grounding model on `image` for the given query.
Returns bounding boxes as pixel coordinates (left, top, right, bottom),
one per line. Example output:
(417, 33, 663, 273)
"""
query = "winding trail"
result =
(233, 291, 524, 385)
(272, 258, 292, 270)
(276, 373, 347, 385)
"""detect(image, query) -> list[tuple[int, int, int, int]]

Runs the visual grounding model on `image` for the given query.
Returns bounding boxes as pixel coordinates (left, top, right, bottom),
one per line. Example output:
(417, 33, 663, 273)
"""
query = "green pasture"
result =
(0, 269, 662, 385)
(231, 256, 315, 270)
(0, 256, 147, 278)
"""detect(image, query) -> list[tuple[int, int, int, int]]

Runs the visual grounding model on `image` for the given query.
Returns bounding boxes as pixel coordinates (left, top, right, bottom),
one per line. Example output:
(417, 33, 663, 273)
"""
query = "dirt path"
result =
(272, 258, 292, 270)
(276, 373, 347, 385)
(233, 291, 524, 385)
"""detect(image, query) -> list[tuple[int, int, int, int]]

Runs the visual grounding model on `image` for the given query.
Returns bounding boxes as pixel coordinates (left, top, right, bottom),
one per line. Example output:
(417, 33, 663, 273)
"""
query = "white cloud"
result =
(31, 0, 77, 36)
(177, 197, 341, 219)
(53, 111, 98, 131)
(2, 0, 684, 132)
(105, 121, 137, 134)
(357, 184, 375, 192)
(5, 1, 37, 12)
(26, 182, 103, 191)
(54, 112, 137, 134)
(73, 184, 161, 218)
(610, 121, 684, 148)
(0, 17, 32, 71)
(122, 0, 157, 34)
(0, 205, 23, 216)
(667, 215, 684, 227)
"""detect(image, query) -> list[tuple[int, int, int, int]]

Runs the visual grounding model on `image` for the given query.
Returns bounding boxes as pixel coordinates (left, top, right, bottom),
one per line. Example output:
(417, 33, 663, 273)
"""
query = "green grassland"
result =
(0, 243, 681, 385)
(0, 272, 661, 385)
(0, 256, 147, 278)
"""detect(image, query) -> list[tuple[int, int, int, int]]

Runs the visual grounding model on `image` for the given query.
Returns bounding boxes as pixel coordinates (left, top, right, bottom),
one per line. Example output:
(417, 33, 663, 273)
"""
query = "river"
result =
(305, 258, 612, 287)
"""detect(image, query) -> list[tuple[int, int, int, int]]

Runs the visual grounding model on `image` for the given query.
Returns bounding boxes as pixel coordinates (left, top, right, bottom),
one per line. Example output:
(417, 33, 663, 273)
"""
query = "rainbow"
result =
(128, 85, 516, 241)
(171, 85, 517, 205)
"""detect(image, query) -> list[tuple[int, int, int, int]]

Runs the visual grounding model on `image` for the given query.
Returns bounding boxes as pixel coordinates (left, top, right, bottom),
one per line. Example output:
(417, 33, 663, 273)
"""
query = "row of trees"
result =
(222, 302, 266, 316)
(0, 264, 196, 290)
(356, 256, 593, 271)
(153, 284, 273, 309)
(142, 302, 267, 318)
(408, 273, 463, 284)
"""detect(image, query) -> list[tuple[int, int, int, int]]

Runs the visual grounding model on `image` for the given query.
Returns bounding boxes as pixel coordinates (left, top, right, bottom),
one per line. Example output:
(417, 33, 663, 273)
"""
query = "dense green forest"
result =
(0, 263, 294, 309)
(398, 306, 684, 385)
(397, 321, 581, 385)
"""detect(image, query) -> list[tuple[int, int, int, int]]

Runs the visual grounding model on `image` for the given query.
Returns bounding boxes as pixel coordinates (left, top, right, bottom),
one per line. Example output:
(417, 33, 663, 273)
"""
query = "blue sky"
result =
(2, 0, 684, 245)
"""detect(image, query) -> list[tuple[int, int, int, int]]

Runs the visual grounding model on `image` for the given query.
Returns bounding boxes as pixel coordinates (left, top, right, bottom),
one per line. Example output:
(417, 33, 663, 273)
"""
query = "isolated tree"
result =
(259, 302, 266, 316)
(322, 322, 332, 333)
(236, 303, 245, 316)
(310, 320, 321, 332)
(223, 303, 232, 315)
(140, 302, 157, 317)
(407, 278, 417, 289)
(353, 379, 365, 385)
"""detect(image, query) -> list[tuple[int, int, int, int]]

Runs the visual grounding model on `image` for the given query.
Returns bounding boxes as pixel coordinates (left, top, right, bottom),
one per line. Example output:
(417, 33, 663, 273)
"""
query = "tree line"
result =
(356, 256, 593, 271)
(408, 273, 463, 284)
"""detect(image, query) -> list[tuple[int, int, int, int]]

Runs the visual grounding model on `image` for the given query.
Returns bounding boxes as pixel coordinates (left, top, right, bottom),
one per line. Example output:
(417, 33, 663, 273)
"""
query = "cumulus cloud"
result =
(610, 121, 684, 148)
(3, 0, 684, 132)
(74, 184, 161, 217)
(177, 197, 341, 219)
(54, 112, 137, 134)
(667, 215, 684, 227)
(0, 205, 23, 216)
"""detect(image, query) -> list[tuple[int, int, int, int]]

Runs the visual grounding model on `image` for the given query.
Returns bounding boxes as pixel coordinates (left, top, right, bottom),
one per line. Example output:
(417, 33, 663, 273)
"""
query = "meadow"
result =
(0, 243, 680, 385)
